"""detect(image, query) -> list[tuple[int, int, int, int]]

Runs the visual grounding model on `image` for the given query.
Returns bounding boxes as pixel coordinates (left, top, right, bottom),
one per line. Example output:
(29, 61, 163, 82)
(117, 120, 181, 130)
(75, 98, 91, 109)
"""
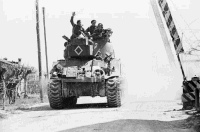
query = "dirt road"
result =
(0, 96, 198, 132)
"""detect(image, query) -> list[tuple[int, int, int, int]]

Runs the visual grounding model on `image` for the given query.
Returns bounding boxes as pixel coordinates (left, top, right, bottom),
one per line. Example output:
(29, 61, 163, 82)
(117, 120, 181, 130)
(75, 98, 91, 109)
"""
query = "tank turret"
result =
(63, 28, 114, 60)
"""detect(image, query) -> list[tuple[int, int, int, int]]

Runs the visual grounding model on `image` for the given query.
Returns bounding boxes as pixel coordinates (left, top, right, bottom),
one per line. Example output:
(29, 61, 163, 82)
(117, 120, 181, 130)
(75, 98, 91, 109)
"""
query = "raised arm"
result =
(70, 12, 76, 26)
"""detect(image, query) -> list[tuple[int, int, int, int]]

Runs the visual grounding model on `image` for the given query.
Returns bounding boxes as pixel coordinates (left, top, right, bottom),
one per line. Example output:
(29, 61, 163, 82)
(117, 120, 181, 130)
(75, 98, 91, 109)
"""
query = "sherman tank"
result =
(48, 29, 123, 109)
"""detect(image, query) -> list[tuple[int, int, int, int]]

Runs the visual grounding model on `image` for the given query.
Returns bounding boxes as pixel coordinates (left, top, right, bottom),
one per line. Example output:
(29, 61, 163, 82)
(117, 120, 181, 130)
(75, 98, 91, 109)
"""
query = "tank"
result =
(48, 29, 123, 109)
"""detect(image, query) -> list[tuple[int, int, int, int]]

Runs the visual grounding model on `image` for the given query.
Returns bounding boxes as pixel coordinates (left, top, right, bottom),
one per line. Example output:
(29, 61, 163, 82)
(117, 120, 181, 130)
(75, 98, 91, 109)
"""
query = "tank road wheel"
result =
(106, 77, 121, 107)
(48, 79, 64, 109)
(63, 97, 77, 108)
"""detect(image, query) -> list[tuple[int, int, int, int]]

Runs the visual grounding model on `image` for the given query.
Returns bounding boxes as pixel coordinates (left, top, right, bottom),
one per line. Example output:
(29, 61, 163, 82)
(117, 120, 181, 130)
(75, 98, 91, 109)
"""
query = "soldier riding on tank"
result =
(70, 12, 86, 40)
(91, 23, 105, 41)
(48, 12, 122, 109)
(86, 20, 97, 38)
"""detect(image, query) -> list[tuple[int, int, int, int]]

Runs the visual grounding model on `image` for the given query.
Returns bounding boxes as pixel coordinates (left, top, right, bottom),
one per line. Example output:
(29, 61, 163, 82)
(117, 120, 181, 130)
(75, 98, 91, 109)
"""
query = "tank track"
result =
(48, 79, 64, 109)
(106, 77, 121, 107)
(48, 79, 78, 109)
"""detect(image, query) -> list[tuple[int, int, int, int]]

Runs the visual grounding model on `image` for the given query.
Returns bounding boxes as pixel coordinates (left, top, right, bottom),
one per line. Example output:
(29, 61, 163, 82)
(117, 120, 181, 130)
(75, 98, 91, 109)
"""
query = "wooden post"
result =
(36, 0, 43, 102)
(42, 7, 49, 79)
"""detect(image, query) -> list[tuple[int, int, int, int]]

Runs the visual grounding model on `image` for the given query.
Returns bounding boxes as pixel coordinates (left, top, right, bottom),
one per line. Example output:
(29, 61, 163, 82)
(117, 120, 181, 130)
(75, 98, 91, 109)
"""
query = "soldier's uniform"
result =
(92, 28, 105, 40)
(70, 16, 85, 39)
(86, 25, 96, 36)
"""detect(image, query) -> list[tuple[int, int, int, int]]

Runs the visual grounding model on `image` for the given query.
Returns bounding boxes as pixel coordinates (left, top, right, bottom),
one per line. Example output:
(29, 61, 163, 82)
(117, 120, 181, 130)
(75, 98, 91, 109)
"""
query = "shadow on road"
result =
(22, 103, 109, 112)
(58, 119, 198, 132)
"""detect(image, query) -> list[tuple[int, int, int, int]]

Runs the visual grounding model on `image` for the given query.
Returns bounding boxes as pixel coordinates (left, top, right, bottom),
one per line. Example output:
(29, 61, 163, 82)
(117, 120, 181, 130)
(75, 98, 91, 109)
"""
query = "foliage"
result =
(0, 59, 35, 82)
(0, 59, 36, 107)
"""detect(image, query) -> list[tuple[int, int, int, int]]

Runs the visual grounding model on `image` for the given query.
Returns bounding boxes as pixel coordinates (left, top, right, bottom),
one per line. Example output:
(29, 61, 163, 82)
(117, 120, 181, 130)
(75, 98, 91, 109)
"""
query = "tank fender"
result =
(105, 75, 119, 80)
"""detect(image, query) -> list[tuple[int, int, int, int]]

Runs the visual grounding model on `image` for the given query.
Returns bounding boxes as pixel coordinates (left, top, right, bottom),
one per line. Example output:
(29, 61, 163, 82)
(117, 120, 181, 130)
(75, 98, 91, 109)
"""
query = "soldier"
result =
(86, 20, 97, 36)
(70, 12, 86, 39)
(62, 35, 71, 47)
(92, 23, 105, 40)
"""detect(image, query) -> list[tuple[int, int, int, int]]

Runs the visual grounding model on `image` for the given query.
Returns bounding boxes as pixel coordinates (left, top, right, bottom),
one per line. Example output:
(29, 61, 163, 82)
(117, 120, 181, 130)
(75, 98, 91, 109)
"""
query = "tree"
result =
(0, 59, 35, 109)
(20, 66, 35, 98)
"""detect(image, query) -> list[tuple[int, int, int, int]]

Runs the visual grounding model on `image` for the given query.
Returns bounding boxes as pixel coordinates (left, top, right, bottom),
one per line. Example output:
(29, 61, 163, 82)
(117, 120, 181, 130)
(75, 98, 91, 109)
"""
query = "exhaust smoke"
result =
(120, 51, 183, 103)
(113, 22, 183, 102)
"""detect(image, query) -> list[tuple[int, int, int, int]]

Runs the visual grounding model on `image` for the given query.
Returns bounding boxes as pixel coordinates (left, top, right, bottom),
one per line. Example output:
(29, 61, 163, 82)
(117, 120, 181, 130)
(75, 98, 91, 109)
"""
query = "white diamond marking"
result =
(74, 46, 83, 55)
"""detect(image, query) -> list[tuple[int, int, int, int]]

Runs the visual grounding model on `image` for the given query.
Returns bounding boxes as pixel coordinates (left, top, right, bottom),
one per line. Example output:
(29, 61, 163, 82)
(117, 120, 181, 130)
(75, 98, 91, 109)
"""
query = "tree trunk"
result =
(23, 78, 28, 98)
(18, 81, 21, 98)
(2, 80, 6, 110)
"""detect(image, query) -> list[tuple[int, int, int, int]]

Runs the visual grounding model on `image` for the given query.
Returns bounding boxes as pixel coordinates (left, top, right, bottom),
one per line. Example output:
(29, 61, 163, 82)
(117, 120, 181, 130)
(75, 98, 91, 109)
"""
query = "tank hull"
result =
(48, 36, 122, 109)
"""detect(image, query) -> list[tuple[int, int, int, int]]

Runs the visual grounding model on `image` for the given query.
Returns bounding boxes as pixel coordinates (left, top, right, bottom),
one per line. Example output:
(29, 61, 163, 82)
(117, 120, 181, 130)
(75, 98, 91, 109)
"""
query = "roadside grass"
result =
(0, 79, 49, 119)
(0, 94, 48, 120)
(0, 94, 48, 113)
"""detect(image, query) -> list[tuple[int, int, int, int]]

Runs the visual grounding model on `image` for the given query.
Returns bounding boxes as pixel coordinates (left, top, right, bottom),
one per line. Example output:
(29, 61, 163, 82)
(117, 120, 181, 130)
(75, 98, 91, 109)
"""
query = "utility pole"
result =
(42, 7, 49, 79)
(36, 0, 43, 102)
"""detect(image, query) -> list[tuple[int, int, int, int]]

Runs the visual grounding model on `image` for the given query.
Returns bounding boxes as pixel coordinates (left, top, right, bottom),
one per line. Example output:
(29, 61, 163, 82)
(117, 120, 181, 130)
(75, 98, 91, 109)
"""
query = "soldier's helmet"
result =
(98, 23, 103, 29)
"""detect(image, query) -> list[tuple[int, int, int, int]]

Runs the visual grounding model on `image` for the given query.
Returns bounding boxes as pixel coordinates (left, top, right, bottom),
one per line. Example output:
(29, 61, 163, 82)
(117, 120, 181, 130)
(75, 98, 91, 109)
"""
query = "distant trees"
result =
(0, 59, 35, 110)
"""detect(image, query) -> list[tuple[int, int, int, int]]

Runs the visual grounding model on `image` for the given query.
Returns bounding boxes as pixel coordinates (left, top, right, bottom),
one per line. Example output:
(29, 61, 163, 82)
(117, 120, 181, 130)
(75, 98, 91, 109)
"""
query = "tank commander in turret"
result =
(70, 12, 86, 39)
(86, 20, 97, 37)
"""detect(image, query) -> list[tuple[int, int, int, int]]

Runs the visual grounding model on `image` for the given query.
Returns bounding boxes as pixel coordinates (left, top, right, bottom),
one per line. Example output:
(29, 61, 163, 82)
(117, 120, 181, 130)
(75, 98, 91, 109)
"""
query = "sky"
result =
(1, 0, 200, 101)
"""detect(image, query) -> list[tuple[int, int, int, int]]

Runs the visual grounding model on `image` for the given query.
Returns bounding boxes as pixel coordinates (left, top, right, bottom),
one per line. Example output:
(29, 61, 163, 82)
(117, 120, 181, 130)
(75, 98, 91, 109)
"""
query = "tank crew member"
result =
(92, 23, 105, 40)
(86, 20, 97, 36)
(62, 35, 71, 47)
(70, 12, 86, 39)
(103, 28, 113, 42)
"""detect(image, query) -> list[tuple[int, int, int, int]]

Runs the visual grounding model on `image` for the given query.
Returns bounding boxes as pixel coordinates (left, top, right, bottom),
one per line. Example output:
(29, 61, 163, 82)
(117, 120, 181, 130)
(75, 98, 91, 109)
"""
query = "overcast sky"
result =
(1, 0, 200, 100)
